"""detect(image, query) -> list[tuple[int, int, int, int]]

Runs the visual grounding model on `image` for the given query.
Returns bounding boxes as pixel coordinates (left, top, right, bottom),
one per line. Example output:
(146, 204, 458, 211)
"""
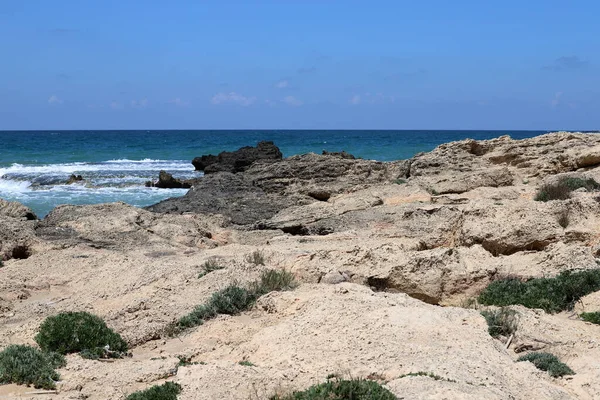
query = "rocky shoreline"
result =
(2, 131, 600, 399)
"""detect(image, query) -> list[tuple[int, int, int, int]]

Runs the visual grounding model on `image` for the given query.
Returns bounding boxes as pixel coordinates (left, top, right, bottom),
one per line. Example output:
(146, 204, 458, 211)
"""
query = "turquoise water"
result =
(0, 130, 548, 217)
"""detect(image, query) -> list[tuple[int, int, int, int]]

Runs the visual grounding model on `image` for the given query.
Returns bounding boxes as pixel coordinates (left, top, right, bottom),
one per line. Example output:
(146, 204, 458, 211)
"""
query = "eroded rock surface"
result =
(3, 132, 600, 399)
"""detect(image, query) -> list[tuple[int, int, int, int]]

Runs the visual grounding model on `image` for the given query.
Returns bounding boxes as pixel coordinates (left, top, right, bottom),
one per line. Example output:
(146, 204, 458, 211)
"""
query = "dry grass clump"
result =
(535, 177, 600, 202)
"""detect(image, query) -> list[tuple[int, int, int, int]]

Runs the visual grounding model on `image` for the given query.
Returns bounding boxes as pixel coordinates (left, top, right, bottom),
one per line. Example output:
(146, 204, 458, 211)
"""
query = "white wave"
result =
(0, 160, 194, 177)
(104, 158, 184, 163)
(0, 178, 32, 193)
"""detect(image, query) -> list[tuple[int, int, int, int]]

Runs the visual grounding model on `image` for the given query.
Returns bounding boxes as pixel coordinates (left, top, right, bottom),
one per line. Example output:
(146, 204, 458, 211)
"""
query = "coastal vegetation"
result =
(126, 381, 182, 400)
(480, 308, 518, 338)
(270, 378, 397, 400)
(0, 344, 65, 389)
(176, 269, 296, 331)
(35, 311, 128, 359)
(580, 311, 600, 324)
(478, 269, 600, 313)
(517, 352, 574, 378)
(198, 257, 225, 278)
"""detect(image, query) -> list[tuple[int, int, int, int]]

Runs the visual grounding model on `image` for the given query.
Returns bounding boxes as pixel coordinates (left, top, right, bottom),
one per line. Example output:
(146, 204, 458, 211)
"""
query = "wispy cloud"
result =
(110, 101, 124, 110)
(169, 98, 190, 107)
(543, 56, 589, 71)
(130, 98, 148, 109)
(48, 95, 63, 105)
(275, 80, 290, 89)
(349, 95, 361, 105)
(211, 92, 257, 106)
(551, 91, 563, 107)
(297, 66, 317, 75)
(283, 96, 303, 107)
(349, 93, 395, 105)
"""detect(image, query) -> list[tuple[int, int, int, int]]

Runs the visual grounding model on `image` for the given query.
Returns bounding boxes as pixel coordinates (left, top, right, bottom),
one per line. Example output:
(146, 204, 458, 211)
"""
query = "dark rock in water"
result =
(191, 141, 283, 173)
(66, 174, 84, 184)
(148, 152, 407, 227)
(191, 154, 218, 172)
(145, 171, 192, 189)
(322, 150, 356, 159)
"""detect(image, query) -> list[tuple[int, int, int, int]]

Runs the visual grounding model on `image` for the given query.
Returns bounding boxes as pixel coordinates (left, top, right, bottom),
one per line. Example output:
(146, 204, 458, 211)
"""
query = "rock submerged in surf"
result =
(66, 174, 84, 184)
(145, 171, 192, 189)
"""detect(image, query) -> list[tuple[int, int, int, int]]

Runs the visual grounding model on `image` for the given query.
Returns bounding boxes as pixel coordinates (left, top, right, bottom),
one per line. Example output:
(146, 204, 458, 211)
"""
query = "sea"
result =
(0, 130, 549, 217)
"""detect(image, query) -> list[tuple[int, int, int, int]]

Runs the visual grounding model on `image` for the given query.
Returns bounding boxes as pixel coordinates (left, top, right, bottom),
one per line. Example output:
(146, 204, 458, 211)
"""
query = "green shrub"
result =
(581, 311, 600, 324)
(535, 177, 600, 202)
(238, 360, 256, 367)
(176, 269, 297, 332)
(517, 352, 574, 377)
(271, 379, 396, 400)
(478, 269, 600, 313)
(198, 258, 225, 278)
(245, 250, 266, 265)
(35, 312, 128, 359)
(177, 285, 256, 329)
(0, 345, 65, 389)
(0, 259, 4, 268)
(126, 381, 182, 400)
(481, 308, 518, 338)
(393, 178, 407, 185)
(252, 269, 297, 295)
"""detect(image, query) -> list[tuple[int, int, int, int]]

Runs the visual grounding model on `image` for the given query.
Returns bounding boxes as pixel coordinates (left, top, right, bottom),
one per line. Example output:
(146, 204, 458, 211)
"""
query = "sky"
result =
(0, 0, 599, 130)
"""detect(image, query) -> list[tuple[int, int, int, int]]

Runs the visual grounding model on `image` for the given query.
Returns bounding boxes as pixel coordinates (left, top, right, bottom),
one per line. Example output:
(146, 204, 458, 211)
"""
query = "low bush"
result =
(252, 269, 297, 295)
(270, 379, 397, 400)
(481, 307, 518, 338)
(176, 269, 296, 331)
(35, 311, 128, 359)
(517, 352, 574, 378)
(126, 381, 182, 400)
(198, 258, 225, 278)
(245, 250, 266, 265)
(535, 177, 600, 202)
(478, 269, 600, 313)
(580, 311, 600, 324)
(0, 345, 65, 389)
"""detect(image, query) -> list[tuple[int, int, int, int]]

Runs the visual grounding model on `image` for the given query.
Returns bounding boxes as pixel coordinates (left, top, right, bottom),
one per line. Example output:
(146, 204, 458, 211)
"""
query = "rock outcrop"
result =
(191, 140, 283, 173)
(145, 170, 192, 189)
(4, 132, 600, 399)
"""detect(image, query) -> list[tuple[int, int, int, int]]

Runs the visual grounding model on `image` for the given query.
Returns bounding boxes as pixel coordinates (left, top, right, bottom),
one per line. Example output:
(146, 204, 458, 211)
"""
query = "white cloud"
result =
(551, 91, 563, 107)
(283, 96, 303, 107)
(264, 99, 277, 107)
(211, 92, 257, 106)
(276, 80, 289, 89)
(130, 98, 148, 109)
(349, 95, 361, 105)
(110, 101, 124, 110)
(169, 98, 190, 107)
(48, 95, 63, 105)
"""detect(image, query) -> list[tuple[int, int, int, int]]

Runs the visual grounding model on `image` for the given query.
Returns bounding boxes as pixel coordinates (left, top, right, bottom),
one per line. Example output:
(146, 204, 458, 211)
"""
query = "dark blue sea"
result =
(0, 130, 548, 217)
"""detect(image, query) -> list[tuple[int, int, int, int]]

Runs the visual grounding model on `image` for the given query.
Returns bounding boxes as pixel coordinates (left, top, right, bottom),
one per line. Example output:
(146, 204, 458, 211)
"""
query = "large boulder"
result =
(192, 141, 283, 173)
(0, 198, 37, 220)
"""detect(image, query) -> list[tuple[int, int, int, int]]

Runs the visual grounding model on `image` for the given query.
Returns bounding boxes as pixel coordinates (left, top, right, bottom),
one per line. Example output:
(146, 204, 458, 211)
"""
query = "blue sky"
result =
(1, 0, 598, 130)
